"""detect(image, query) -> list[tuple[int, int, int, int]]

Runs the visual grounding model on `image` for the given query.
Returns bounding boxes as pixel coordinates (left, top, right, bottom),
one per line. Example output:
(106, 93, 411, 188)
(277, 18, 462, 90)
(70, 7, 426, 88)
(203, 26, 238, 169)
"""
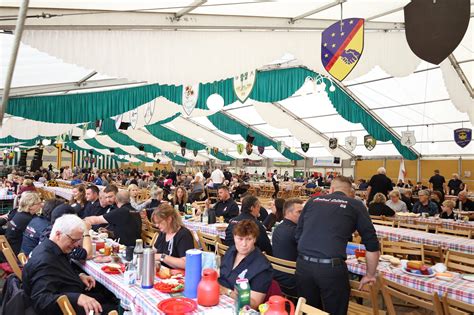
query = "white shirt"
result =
(210, 169, 225, 184)
(194, 172, 204, 183)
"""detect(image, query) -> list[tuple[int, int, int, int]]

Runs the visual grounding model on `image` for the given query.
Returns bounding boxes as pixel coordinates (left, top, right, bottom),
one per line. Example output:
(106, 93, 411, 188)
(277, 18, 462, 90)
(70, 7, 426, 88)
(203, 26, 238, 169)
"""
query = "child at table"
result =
(440, 200, 455, 219)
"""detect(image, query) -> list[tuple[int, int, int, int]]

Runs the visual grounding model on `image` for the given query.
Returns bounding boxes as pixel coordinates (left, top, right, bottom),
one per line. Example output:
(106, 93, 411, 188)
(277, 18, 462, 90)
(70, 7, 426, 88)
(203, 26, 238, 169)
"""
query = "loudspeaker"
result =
(246, 134, 255, 144)
(138, 145, 145, 151)
(156, 159, 161, 164)
(333, 157, 341, 164)
(110, 148, 115, 153)
(18, 151, 27, 171)
(89, 149, 94, 154)
(180, 140, 187, 148)
(117, 122, 131, 130)
(30, 147, 44, 172)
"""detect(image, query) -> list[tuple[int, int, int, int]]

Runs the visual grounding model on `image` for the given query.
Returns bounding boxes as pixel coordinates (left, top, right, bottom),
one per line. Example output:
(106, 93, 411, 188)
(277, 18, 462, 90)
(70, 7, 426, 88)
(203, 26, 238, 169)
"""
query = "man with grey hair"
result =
(366, 166, 392, 204)
(412, 190, 438, 216)
(84, 190, 141, 246)
(23, 214, 118, 314)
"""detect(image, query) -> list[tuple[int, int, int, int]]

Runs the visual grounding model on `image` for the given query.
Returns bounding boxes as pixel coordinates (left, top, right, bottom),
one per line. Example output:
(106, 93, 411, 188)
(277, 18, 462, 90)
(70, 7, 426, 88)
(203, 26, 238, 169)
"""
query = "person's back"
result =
(21, 215, 50, 255)
(368, 173, 392, 202)
(104, 203, 142, 246)
(368, 203, 395, 217)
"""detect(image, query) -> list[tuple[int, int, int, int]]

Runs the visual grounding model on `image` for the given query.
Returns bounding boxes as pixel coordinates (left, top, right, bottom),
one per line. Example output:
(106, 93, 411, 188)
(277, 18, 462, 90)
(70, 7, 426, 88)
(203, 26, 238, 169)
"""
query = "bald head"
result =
(330, 176, 352, 195)
(116, 190, 130, 207)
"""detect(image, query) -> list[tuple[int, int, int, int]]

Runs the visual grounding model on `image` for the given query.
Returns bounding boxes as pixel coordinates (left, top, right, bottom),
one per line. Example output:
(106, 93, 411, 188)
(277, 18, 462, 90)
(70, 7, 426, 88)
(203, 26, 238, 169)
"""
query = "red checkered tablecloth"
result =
(183, 221, 226, 239)
(346, 258, 474, 305)
(79, 260, 235, 314)
(374, 225, 474, 255)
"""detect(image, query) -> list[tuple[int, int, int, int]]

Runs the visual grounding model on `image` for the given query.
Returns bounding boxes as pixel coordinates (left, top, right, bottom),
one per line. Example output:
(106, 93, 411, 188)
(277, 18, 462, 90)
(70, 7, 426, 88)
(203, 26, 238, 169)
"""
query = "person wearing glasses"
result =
(5, 192, 43, 255)
(23, 214, 118, 315)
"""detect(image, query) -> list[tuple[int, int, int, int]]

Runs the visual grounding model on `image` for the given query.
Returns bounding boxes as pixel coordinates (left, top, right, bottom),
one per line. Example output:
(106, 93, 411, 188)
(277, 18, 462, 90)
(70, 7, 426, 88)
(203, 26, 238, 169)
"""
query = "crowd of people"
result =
(0, 164, 472, 314)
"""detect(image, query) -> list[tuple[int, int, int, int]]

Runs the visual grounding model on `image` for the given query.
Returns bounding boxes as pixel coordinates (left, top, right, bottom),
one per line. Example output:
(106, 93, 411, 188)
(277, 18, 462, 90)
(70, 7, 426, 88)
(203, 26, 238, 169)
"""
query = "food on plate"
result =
(357, 256, 366, 263)
(435, 272, 453, 277)
(389, 257, 401, 266)
(93, 255, 112, 263)
(407, 261, 423, 270)
(157, 267, 171, 279)
(101, 263, 124, 274)
(403, 264, 434, 276)
(154, 278, 185, 293)
(380, 254, 394, 261)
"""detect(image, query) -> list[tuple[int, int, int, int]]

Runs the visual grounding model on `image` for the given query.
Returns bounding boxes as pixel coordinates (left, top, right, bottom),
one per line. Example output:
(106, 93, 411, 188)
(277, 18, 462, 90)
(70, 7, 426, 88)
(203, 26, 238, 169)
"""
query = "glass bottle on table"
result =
(133, 239, 144, 282)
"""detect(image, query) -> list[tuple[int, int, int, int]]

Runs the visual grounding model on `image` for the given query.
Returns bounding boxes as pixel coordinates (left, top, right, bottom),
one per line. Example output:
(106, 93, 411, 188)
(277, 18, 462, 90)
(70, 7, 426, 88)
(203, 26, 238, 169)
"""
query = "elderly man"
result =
(23, 214, 117, 315)
(456, 191, 474, 211)
(448, 174, 463, 196)
(272, 198, 304, 297)
(412, 190, 439, 216)
(366, 167, 392, 204)
(84, 190, 141, 246)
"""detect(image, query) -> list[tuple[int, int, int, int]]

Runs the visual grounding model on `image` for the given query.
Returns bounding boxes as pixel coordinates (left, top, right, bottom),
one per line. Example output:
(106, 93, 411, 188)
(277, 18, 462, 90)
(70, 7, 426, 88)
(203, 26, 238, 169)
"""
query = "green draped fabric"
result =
(6, 66, 417, 159)
(7, 83, 182, 123)
(164, 152, 188, 163)
(207, 112, 303, 160)
(107, 133, 161, 154)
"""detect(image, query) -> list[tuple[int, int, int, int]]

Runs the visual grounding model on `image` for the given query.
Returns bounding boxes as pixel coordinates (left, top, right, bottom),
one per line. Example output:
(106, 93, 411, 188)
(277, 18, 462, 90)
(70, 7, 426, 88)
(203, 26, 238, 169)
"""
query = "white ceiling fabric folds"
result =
(21, 30, 420, 85)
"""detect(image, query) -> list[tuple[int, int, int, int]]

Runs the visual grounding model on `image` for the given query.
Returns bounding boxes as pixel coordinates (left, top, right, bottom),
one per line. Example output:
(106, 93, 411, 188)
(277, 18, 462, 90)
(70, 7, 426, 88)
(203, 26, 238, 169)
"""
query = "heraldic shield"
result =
(454, 128, 472, 148)
(301, 143, 309, 153)
(322, 18, 364, 81)
(404, 0, 470, 65)
(364, 135, 377, 151)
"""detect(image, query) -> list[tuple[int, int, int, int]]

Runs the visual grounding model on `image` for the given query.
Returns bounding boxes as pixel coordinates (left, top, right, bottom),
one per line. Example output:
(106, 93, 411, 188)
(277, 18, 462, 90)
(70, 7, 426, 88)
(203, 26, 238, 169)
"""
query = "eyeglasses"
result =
(65, 234, 83, 243)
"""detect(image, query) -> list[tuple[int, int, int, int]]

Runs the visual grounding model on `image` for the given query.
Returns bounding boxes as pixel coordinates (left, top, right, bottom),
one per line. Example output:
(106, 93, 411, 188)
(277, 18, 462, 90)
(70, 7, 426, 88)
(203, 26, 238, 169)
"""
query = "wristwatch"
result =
(160, 253, 166, 262)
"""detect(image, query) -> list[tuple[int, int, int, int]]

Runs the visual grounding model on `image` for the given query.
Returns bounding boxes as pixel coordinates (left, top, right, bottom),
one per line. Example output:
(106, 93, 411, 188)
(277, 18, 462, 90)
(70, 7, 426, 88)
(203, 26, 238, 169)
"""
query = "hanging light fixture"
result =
(13, 147, 20, 152)
(206, 93, 224, 111)
(42, 138, 51, 146)
(85, 129, 97, 138)
(3, 149, 8, 154)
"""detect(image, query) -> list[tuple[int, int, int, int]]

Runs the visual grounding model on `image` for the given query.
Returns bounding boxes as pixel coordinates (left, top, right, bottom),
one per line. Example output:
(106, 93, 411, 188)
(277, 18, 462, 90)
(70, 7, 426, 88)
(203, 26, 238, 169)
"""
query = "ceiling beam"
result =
(174, 0, 206, 20)
(271, 101, 355, 158)
(289, 0, 346, 24)
(366, 5, 404, 21)
(2, 78, 145, 97)
(332, 79, 421, 158)
(447, 54, 474, 98)
(0, 7, 404, 31)
(220, 109, 306, 159)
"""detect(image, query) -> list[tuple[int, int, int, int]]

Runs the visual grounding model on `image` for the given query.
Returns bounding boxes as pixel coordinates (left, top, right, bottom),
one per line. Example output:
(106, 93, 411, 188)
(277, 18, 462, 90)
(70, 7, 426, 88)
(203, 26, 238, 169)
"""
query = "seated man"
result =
(103, 184, 118, 214)
(80, 185, 104, 219)
(84, 190, 141, 246)
(205, 186, 239, 223)
(456, 191, 474, 211)
(23, 214, 117, 315)
(412, 190, 438, 216)
(271, 198, 304, 297)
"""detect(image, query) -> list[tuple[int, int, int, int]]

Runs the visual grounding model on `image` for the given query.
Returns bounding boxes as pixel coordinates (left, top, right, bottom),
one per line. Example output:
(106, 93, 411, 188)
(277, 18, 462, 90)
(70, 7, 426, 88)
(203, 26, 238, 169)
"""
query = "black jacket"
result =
(224, 212, 272, 255)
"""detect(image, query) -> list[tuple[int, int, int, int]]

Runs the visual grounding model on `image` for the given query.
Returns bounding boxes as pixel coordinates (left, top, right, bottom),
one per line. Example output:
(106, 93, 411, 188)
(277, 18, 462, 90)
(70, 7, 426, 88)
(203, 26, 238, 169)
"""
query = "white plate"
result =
(400, 267, 435, 278)
(462, 274, 474, 282)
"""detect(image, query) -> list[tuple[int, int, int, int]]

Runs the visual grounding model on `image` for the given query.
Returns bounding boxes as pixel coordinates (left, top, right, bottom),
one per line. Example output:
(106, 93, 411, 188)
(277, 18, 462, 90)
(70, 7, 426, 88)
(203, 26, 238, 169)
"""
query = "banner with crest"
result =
(182, 84, 199, 116)
(233, 70, 256, 103)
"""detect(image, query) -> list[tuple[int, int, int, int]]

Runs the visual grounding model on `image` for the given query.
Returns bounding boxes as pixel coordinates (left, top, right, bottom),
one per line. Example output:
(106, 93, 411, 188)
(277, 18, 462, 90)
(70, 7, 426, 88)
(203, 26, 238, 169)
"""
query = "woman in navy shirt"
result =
(219, 219, 273, 310)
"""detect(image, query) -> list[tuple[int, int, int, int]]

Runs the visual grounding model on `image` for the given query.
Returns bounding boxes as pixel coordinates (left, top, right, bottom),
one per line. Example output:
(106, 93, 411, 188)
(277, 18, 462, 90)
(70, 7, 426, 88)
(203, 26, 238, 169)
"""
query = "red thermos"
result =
(265, 296, 295, 315)
(197, 269, 220, 306)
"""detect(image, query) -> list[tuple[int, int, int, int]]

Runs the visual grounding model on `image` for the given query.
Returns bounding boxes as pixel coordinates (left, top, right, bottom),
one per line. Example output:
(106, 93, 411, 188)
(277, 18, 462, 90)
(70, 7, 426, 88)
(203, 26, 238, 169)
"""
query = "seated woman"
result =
(152, 204, 194, 269)
(368, 193, 395, 217)
(262, 198, 285, 231)
(129, 184, 151, 211)
(440, 200, 455, 219)
(170, 186, 188, 214)
(5, 192, 43, 255)
(430, 191, 443, 212)
(17, 178, 36, 196)
(22, 198, 64, 256)
(219, 219, 273, 310)
(385, 190, 407, 213)
(146, 186, 164, 220)
(69, 184, 87, 214)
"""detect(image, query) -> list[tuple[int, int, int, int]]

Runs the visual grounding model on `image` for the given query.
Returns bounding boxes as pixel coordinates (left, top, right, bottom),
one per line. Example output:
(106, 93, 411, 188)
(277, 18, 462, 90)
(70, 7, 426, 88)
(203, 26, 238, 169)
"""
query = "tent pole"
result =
(0, 0, 30, 126)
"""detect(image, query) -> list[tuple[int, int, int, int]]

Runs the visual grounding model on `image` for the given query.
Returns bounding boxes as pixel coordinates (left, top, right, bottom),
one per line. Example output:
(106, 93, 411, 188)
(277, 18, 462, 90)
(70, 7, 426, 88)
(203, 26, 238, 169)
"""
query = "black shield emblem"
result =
(181, 147, 186, 157)
(328, 138, 338, 150)
(301, 143, 309, 153)
(454, 128, 472, 148)
(246, 143, 253, 155)
(193, 150, 198, 157)
(258, 146, 265, 154)
(404, 0, 470, 64)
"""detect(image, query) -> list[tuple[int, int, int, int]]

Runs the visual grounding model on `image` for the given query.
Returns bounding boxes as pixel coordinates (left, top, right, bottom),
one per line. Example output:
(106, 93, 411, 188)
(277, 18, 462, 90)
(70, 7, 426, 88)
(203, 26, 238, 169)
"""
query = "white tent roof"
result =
(0, 0, 473, 159)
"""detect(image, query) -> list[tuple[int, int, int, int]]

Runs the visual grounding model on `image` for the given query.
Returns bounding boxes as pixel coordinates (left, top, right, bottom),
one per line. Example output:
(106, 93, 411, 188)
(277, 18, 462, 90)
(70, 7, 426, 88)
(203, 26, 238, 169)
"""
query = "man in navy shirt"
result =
(205, 186, 239, 223)
(80, 185, 104, 219)
(271, 198, 304, 297)
(295, 176, 380, 315)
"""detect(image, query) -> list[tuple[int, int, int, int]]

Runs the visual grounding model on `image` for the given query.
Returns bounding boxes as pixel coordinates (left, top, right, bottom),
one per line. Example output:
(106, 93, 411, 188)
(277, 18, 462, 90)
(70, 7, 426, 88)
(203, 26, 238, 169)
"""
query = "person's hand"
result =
(77, 294, 102, 314)
(83, 220, 92, 231)
(79, 273, 96, 291)
(358, 274, 377, 290)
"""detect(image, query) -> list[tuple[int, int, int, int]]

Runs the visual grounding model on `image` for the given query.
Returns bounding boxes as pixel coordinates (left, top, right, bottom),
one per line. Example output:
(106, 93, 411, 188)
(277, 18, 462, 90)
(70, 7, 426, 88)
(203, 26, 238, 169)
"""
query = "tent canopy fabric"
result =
(0, 1, 473, 160)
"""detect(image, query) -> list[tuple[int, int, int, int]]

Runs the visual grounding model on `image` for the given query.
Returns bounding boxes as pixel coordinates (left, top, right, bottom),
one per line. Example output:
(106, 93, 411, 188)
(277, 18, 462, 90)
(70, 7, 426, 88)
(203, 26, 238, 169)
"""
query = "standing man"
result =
(447, 173, 463, 196)
(366, 167, 392, 204)
(272, 169, 279, 199)
(211, 166, 225, 189)
(272, 198, 304, 297)
(429, 169, 446, 198)
(295, 176, 380, 315)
